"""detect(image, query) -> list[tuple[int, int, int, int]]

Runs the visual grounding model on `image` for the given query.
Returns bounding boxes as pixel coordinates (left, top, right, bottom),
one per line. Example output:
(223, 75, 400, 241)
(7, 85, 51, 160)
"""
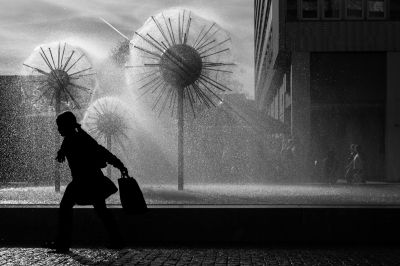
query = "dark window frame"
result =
(295, 0, 391, 21)
(300, 0, 321, 20)
(345, 0, 365, 19)
(322, 0, 343, 20)
(366, 0, 387, 20)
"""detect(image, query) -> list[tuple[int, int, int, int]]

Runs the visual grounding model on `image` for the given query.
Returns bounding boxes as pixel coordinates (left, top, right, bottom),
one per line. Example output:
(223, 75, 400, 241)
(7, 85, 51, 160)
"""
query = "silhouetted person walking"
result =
(48, 111, 128, 253)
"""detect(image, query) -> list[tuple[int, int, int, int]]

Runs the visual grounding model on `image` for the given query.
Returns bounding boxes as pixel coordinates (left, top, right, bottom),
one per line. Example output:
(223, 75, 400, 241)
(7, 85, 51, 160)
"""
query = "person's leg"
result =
(344, 167, 350, 182)
(345, 168, 354, 184)
(57, 184, 75, 249)
(354, 169, 365, 183)
(93, 200, 123, 248)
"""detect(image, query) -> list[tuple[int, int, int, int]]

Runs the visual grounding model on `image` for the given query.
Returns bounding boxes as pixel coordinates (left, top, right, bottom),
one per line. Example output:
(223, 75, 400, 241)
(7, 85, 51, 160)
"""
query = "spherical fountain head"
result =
(82, 96, 132, 145)
(96, 112, 124, 137)
(22, 42, 96, 113)
(127, 8, 235, 117)
(160, 44, 202, 88)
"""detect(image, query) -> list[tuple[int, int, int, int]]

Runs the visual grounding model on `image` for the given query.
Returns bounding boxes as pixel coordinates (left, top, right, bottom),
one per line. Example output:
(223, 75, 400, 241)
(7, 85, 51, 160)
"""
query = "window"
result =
(301, 0, 319, 19)
(367, 0, 386, 19)
(323, 0, 342, 19)
(346, 0, 364, 19)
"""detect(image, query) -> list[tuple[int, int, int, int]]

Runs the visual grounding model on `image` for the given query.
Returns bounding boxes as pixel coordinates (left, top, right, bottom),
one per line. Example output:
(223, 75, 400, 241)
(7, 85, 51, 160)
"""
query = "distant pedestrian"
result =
(345, 144, 356, 184)
(345, 144, 365, 184)
(46, 111, 128, 253)
(352, 145, 365, 183)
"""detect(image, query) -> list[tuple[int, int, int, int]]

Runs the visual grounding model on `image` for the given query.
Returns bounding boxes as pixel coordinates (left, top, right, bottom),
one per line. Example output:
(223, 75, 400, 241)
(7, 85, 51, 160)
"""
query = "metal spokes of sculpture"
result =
(23, 42, 96, 192)
(83, 97, 129, 179)
(128, 9, 234, 190)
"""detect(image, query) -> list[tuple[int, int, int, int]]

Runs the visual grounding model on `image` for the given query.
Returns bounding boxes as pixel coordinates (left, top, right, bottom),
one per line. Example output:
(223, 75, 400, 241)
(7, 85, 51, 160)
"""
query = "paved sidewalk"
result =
(1, 247, 400, 265)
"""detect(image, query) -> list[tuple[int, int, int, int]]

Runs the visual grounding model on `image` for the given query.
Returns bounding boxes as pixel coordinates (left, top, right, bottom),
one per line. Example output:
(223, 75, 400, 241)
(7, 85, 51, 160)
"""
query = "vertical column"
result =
(178, 87, 184, 190)
(386, 53, 400, 182)
(290, 52, 311, 181)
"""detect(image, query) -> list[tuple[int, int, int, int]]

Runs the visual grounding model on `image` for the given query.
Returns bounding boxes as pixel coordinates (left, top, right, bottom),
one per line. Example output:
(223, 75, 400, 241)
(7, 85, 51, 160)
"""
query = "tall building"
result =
(255, 0, 400, 181)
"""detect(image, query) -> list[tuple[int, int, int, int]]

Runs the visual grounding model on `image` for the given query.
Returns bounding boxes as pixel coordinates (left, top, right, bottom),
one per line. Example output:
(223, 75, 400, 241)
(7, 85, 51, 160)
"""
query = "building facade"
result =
(255, 0, 400, 181)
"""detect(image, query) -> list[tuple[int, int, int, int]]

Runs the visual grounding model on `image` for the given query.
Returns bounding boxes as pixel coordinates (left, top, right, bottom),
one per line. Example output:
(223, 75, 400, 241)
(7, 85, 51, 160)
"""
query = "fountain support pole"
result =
(178, 86, 184, 191)
(55, 90, 61, 192)
(107, 135, 112, 179)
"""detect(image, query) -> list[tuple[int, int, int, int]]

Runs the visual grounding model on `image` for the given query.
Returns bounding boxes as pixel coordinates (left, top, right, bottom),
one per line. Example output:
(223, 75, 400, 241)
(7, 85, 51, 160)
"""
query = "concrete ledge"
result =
(0, 206, 399, 246)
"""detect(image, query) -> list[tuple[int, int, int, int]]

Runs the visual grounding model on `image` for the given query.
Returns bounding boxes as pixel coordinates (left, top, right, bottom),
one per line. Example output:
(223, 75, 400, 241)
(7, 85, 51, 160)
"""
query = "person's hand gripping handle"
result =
(120, 165, 129, 178)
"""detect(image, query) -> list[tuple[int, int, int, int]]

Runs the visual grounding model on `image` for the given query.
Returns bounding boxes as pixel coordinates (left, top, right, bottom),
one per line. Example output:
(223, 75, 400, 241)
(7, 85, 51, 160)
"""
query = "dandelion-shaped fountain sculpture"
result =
(23, 42, 96, 192)
(128, 9, 234, 190)
(83, 97, 129, 179)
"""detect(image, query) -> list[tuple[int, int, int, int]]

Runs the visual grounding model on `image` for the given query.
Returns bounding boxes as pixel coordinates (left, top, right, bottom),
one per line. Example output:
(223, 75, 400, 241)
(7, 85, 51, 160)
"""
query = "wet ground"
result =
(1, 246, 400, 265)
(1, 182, 400, 205)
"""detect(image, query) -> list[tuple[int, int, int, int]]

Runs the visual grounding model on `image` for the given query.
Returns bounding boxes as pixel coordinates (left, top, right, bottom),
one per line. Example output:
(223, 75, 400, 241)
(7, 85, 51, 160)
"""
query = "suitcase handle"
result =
(120, 172, 131, 179)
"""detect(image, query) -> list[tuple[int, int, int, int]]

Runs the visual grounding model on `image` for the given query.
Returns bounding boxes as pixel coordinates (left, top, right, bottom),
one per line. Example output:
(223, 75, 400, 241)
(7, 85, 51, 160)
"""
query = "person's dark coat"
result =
(58, 128, 123, 205)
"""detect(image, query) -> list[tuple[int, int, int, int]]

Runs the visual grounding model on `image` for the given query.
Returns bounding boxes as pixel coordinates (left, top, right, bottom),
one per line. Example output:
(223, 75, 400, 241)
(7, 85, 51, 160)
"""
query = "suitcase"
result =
(118, 174, 148, 214)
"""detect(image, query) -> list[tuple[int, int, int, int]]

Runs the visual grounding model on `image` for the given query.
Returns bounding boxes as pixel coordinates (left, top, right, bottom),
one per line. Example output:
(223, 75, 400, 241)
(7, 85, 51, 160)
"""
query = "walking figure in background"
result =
(352, 145, 365, 183)
(323, 150, 339, 184)
(345, 144, 356, 184)
(47, 111, 128, 253)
